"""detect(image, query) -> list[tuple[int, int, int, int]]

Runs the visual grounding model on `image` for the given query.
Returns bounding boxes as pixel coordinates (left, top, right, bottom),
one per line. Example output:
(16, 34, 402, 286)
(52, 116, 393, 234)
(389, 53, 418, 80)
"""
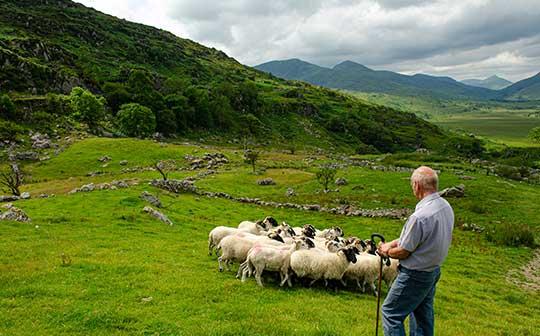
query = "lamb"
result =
(241, 239, 305, 287)
(217, 234, 284, 273)
(290, 246, 357, 287)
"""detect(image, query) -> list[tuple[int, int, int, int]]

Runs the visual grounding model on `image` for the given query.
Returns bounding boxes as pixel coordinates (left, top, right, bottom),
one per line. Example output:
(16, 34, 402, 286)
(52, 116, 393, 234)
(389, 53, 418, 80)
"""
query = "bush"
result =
(486, 222, 536, 248)
(528, 127, 540, 143)
(0, 120, 24, 141)
(46, 93, 72, 116)
(69, 87, 107, 131)
(316, 165, 338, 192)
(0, 94, 16, 120)
(116, 103, 156, 138)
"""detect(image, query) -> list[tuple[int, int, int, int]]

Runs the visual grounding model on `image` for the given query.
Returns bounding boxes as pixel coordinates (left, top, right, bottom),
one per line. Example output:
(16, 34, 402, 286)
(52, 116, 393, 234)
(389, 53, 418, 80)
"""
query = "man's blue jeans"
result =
(382, 265, 441, 336)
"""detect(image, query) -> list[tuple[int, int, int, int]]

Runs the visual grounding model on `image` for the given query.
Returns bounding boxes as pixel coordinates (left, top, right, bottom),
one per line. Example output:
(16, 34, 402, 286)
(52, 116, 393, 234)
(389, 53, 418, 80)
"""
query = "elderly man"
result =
(378, 166, 454, 336)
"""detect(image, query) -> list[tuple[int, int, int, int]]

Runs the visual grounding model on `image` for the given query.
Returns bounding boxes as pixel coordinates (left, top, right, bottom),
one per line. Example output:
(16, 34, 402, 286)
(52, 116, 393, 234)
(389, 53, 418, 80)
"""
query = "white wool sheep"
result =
(217, 234, 284, 273)
(241, 240, 304, 287)
(383, 258, 399, 287)
(290, 246, 357, 287)
(208, 226, 240, 256)
(343, 252, 383, 296)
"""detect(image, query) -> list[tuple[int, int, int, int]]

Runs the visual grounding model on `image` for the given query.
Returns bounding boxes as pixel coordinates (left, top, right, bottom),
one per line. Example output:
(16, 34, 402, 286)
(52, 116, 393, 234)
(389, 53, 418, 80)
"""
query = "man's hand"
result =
(377, 242, 392, 257)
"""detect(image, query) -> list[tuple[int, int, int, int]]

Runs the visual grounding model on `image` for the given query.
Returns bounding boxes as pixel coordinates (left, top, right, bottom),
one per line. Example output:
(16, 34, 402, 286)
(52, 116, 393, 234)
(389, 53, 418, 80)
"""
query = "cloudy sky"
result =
(76, 0, 540, 82)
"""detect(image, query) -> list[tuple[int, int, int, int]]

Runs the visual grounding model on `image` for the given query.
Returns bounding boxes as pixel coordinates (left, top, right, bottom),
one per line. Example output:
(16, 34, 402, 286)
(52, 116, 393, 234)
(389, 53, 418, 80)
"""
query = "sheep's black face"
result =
(334, 226, 344, 237)
(359, 240, 367, 250)
(255, 220, 265, 229)
(302, 237, 315, 249)
(269, 233, 285, 243)
(265, 217, 278, 227)
(302, 229, 315, 238)
(344, 248, 357, 263)
(351, 246, 360, 255)
(287, 227, 296, 237)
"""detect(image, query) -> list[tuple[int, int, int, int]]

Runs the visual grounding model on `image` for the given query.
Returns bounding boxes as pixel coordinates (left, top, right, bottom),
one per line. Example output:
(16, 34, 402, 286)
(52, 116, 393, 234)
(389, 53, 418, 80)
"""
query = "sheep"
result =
(217, 234, 284, 273)
(208, 226, 239, 256)
(241, 239, 305, 287)
(237, 219, 268, 235)
(316, 226, 344, 240)
(293, 224, 316, 238)
(383, 258, 399, 287)
(290, 246, 357, 287)
(343, 252, 380, 295)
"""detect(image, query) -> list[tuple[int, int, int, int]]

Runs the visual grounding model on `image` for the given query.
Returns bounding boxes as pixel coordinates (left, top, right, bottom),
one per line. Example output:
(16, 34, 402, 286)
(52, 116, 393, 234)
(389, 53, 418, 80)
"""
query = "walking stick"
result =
(370, 233, 389, 336)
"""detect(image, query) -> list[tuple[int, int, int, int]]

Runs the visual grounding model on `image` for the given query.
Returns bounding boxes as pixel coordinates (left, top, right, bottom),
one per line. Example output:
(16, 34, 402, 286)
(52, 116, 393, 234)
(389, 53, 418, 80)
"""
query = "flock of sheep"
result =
(208, 216, 398, 294)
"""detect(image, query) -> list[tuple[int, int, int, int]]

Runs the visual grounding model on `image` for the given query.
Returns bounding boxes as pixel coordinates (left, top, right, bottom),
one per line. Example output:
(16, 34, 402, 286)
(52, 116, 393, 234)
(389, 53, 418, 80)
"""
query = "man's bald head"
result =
(411, 166, 438, 194)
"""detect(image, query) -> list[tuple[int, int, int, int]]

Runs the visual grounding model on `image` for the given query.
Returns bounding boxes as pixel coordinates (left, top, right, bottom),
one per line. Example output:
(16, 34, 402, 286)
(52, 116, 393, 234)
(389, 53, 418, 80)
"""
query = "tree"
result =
(102, 82, 131, 114)
(244, 149, 260, 173)
(116, 103, 156, 138)
(316, 165, 337, 193)
(0, 94, 16, 120)
(154, 160, 177, 180)
(528, 127, 540, 143)
(69, 87, 106, 131)
(0, 162, 23, 196)
(155, 108, 177, 135)
(165, 94, 191, 133)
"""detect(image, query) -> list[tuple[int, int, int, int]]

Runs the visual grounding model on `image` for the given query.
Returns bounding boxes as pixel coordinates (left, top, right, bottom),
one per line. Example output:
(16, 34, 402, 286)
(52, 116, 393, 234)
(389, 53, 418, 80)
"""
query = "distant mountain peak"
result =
(333, 60, 372, 71)
(461, 75, 513, 90)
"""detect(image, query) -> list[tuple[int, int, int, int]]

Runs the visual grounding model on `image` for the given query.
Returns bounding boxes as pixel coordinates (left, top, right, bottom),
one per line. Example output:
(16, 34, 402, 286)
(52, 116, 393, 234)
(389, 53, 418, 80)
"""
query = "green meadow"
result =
(1, 138, 539, 335)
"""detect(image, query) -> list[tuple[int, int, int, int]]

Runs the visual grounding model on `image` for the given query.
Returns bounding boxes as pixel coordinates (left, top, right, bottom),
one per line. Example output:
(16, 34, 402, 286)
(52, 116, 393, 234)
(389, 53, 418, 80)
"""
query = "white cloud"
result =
(75, 0, 540, 82)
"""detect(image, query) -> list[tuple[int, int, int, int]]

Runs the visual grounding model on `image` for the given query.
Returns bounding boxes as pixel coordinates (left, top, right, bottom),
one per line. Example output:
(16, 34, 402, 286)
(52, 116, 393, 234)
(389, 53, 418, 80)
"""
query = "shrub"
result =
(116, 103, 156, 138)
(46, 93, 72, 116)
(528, 127, 540, 143)
(244, 149, 260, 173)
(486, 222, 536, 248)
(69, 87, 107, 131)
(316, 165, 338, 192)
(0, 94, 16, 120)
(0, 120, 24, 141)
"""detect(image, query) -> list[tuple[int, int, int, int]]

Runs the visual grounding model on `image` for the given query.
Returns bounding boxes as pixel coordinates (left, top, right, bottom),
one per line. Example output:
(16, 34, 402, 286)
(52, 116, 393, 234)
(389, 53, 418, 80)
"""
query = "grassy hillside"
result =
(1, 138, 539, 335)
(0, 0, 458, 154)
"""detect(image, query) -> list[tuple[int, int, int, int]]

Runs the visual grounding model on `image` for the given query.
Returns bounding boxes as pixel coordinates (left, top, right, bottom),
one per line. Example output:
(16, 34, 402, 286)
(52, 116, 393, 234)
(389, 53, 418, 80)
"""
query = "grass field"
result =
(353, 92, 540, 148)
(1, 138, 540, 335)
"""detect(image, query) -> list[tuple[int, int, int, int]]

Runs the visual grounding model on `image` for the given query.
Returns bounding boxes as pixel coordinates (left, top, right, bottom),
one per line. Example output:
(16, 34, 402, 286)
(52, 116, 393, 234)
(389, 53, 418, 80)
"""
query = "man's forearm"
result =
(387, 246, 410, 260)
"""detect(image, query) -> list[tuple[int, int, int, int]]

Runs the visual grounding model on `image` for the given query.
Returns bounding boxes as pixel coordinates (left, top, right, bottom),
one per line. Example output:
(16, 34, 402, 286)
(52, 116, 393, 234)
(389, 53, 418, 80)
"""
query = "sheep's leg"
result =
(324, 279, 328, 287)
(340, 279, 347, 287)
(309, 279, 318, 287)
(279, 272, 289, 287)
(226, 260, 232, 271)
(356, 279, 362, 291)
(370, 282, 378, 297)
(236, 262, 246, 279)
(208, 238, 213, 256)
(287, 272, 293, 287)
(255, 267, 264, 287)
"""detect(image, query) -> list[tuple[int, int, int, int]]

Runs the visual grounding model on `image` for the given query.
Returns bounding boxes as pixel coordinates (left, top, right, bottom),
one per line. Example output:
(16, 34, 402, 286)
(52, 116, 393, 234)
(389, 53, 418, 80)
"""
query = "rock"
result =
(140, 191, 162, 208)
(31, 133, 52, 149)
(285, 188, 296, 197)
(98, 156, 111, 163)
(20, 192, 31, 200)
(143, 206, 172, 225)
(439, 184, 465, 198)
(119, 160, 128, 166)
(0, 205, 30, 222)
(151, 179, 198, 194)
(335, 177, 348, 186)
(14, 151, 39, 161)
(0, 195, 20, 202)
(39, 156, 51, 161)
(415, 148, 430, 154)
(257, 178, 276, 186)
(80, 183, 95, 192)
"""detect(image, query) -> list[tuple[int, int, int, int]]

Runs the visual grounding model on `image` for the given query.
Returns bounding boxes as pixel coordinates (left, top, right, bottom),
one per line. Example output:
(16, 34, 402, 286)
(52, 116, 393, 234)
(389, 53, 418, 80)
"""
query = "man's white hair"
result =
(411, 166, 438, 191)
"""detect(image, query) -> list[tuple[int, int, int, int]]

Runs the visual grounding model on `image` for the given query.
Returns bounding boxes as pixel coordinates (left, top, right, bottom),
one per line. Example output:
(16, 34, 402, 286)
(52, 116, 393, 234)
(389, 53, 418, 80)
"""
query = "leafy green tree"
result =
(528, 127, 540, 143)
(116, 103, 156, 138)
(234, 81, 259, 114)
(155, 108, 177, 135)
(239, 113, 262, 135)
(0, 94, 16, 120)
(126, 70, 165, 113)
(165, 94, 191, 132)
(316, 165, 338, 193)
(244, 149, 260, 173)
(102, 82, 131, 114)
(69, 87, 107, 131)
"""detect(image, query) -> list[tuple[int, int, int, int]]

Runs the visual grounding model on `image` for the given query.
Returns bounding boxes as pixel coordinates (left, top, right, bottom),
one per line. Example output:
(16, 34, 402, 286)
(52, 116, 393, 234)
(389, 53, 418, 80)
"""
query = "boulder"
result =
(0, 204, 31, 222)
(439, 184, 465, 198)
(140, 191, 162, 208)
(285, 187, 296, 197)
(335, 177, 348, 186)
(98, 156, 111, 163)
(20, 192, 31, 200)
(0, 195, 20, 202)
(14, 151, 39, 161)
(143, 206, 172, 225)
(119, 160, 128, 166)
(31, 133, 52, 149)
(257, 178, 276, 186)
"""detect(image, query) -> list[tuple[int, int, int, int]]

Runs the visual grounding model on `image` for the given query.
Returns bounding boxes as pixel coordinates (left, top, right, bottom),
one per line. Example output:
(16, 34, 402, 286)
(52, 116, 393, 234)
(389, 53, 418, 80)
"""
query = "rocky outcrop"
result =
(184, 153, 228, 170)
(143, 206, 172, 225)
(257, 178, 276, 186)
(0, 203, 30, 222)
(335, 177, 348, 186)
(140, 191, 162, 208)
(439, 184, 465, 198)
(68, 179, 138, 194)
(150, 179, 198, 194)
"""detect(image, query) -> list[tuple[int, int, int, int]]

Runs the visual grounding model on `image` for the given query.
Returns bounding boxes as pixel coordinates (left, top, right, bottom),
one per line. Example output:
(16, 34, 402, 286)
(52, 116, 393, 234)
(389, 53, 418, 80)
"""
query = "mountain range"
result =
(461, 75, 512, 90)
(255, 59, 540, 101)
